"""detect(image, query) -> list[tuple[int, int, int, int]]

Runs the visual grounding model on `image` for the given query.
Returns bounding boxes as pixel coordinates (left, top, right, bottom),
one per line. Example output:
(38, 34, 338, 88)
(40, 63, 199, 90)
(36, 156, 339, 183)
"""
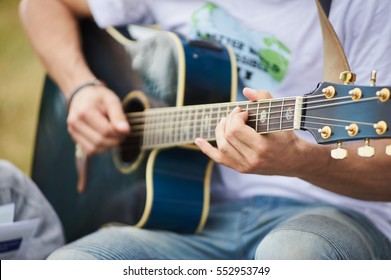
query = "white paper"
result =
(0, 203, 15, 224)
(0, 203, 39, 260)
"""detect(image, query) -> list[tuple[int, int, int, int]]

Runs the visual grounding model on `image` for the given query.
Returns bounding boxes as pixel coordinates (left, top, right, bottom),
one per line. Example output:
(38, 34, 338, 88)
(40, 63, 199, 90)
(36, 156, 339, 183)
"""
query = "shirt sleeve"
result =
(87, 0, 154, 28)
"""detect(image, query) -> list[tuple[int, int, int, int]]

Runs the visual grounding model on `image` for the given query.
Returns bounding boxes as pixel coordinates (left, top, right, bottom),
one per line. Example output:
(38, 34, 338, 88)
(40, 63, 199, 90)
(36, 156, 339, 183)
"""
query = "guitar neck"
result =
(128, 97, 304, 149)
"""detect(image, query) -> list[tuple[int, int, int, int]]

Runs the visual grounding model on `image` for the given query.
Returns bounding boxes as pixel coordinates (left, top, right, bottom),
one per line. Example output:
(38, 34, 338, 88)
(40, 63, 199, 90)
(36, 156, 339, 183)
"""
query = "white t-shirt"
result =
(87, 0, 391, 240)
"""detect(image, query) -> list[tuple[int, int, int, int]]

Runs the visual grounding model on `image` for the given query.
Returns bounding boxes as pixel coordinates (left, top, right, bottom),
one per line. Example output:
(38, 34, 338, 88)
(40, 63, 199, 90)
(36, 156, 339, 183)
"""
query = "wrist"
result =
(66, 79, 105, 113)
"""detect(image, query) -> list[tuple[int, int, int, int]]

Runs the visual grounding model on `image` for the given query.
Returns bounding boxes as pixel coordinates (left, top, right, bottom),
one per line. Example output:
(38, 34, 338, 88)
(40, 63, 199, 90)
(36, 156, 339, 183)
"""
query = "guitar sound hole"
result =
(118, 97, 145, 165)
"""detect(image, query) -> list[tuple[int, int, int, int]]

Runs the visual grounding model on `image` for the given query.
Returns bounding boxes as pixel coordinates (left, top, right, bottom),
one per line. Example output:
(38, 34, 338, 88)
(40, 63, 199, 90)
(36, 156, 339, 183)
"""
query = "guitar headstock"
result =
(302, 71, 391, 159)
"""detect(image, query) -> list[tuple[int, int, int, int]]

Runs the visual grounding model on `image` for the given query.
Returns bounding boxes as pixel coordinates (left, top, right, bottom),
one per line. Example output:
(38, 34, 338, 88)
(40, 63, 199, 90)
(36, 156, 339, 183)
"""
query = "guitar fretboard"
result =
(128, 97, 303, 149)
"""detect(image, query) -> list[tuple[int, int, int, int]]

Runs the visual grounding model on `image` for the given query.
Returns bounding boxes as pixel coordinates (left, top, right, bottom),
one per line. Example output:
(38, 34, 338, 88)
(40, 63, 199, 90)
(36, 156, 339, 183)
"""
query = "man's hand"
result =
(66, 86, 130, 155)
(195, 87, 305, 176)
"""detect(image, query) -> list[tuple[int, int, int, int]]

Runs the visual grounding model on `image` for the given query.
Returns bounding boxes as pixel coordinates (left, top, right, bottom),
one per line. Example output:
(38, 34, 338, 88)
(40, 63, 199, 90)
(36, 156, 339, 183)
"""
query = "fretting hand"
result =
(195, 87, 306, 176)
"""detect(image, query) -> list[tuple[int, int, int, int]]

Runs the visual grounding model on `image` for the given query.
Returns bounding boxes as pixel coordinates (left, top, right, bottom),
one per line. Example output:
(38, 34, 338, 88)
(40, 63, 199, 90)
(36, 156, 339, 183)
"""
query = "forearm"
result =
(297, 139, 391, 201)
(19, 0, 94, 96)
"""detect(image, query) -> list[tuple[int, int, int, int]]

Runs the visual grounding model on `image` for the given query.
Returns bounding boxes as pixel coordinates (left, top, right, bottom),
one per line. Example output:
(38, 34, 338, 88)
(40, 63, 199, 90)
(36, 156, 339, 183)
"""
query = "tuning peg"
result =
(322, 86, 336, 99)
(358, 139, 375, 158)
(331, 142, 348, 159)
(376, 88, 390, 103)
(348, 88, 362, 100)
(339, 71, 356, 85)
(370, 70, 377, 86)
(373, 121, 388, 135)
(345, 123, 359, 137)
(386, 145, 391, 156)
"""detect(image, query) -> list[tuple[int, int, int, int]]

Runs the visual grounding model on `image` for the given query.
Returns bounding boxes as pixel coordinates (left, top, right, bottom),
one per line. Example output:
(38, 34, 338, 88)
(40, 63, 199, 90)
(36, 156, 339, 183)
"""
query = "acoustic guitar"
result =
(32, 20, 391, 242)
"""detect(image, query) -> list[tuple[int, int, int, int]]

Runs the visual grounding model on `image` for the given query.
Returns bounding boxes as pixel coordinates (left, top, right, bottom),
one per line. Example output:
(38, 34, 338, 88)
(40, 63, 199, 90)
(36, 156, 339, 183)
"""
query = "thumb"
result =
(243, 87, 272, 101)
(103, 93, 131, 134)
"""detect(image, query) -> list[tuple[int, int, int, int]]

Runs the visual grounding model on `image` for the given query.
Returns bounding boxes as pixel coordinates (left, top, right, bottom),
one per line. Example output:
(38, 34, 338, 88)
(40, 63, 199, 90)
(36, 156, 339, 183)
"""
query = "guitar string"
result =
(125, 95, 379, 124)
(126, 113, 378, 144)
(124, 93, 378, 118)
(125, 96, 378, 131)
(124, 94, 326, 118)
(115, 95, 384, 147)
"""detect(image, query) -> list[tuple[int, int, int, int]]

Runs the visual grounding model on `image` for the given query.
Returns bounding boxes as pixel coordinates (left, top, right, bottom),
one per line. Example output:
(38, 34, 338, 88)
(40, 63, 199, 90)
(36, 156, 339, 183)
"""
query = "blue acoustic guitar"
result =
(32, 20, 391, 242)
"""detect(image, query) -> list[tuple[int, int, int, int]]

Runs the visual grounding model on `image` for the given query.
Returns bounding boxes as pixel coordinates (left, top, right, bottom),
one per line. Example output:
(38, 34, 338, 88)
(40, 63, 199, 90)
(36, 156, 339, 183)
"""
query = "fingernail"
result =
(243, 87, 257, 94)
(116, 120, 129, 129)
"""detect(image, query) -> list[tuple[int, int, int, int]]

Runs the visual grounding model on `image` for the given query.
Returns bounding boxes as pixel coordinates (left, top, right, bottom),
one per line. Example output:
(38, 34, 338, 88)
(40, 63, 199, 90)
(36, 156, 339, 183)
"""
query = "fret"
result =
(180, 108, 186, 143)
(270, 99, 283, 132)
(217, 105, 222, 125)
(255, 101, 260, 132)
(170, 112, 175, 144)
(266, 99, 271, 132)
(158, 112, 164, 146)
(206, 107, 212, 139)
(200, 107, 205, 139)
(142, 112, 148, 148)
(186, 108, 192, 142)
(280, 98, 285, 131)
(174, 109, 180, 145)
(281, 98, 296, 130)
(197, 107, 203, 139)
(192, 107, 198, 140)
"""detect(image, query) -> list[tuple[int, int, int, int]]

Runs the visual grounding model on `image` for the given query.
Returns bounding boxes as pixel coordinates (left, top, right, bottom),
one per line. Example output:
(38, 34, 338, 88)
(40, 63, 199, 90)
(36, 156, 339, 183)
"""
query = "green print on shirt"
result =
(259, 48, 289, 82)
(190, 2, 291, 93)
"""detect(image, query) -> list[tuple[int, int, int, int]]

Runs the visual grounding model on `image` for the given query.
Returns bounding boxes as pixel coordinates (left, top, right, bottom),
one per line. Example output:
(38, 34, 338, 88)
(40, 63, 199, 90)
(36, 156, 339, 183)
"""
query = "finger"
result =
(224, 107, 256, 153)
(70, 132, 97, 156)
(84, 110, 126, 138)
(103, 94, 131, 134)
(79, 120, 123, 147)
(69, 119, 123, 154)
(243, 87, 272, 101)
(194, 138, 223, 163)
(214, 116, 244, 162)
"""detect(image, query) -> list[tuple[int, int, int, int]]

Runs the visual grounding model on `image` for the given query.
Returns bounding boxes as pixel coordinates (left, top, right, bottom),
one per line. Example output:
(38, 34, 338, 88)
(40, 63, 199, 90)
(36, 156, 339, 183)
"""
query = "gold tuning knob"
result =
(331, 142, 348, 159)
(373, 121, 388, 135)
(322, 86, 336, 99)
(348, 88, 362, 100)
(339, 71, 356, 85)
(376, 88, 390, 103)
(358, 139, 375, 158)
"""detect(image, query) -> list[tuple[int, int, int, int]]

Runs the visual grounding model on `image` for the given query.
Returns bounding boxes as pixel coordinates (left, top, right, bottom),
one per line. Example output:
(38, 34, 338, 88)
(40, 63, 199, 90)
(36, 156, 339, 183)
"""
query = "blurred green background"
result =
(0, 0, 44, 176)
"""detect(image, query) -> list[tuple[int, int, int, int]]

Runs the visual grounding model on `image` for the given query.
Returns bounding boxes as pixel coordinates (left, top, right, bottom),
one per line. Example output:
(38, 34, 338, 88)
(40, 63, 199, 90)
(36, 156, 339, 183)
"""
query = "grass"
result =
(0, 0, 44, 176)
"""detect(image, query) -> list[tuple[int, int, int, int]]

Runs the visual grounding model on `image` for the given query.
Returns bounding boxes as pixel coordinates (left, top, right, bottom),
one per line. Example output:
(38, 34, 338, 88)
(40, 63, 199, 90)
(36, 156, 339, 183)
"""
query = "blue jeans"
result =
(47, 196, 391, 260)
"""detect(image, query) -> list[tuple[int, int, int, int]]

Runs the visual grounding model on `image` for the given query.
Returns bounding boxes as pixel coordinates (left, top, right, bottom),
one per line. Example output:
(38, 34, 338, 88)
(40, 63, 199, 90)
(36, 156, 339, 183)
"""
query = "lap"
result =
(47, 196, 391, 260)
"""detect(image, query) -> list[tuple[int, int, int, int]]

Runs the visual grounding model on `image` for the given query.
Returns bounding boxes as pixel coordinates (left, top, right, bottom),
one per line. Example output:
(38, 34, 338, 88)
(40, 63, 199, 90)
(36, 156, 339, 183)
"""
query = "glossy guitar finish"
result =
(303, 82, 391, 144)
(32, 21, 237, 241)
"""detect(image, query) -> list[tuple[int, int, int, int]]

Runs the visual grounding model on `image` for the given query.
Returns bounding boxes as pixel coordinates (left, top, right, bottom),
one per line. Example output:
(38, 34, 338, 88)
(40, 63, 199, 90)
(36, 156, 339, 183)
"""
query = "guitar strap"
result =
(315, 0, 351, 83)
(318, 0, 332, 17)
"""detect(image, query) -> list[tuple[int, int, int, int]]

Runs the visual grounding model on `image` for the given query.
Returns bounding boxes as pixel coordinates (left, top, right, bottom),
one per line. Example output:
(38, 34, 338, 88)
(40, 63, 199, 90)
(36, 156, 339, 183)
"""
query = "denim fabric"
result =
(0, 160, 65, 259)
(47, 196, 391, 260)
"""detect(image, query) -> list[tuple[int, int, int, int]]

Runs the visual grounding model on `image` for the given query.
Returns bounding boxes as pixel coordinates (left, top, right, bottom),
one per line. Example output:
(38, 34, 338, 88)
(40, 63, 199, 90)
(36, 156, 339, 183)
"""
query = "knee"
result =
(254, 209, 373, 260)
(48, 248, 98, 260)
(255, 228, 337, 259)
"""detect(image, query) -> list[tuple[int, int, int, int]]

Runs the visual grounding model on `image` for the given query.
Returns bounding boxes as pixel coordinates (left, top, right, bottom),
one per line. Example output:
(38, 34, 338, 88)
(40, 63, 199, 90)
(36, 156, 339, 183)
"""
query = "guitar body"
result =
(32, 20, 237, 241)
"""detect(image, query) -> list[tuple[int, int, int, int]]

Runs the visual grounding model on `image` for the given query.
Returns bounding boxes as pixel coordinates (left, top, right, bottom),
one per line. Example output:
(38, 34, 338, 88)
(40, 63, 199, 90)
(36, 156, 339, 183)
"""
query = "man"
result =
(19, 0, 391, 259)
